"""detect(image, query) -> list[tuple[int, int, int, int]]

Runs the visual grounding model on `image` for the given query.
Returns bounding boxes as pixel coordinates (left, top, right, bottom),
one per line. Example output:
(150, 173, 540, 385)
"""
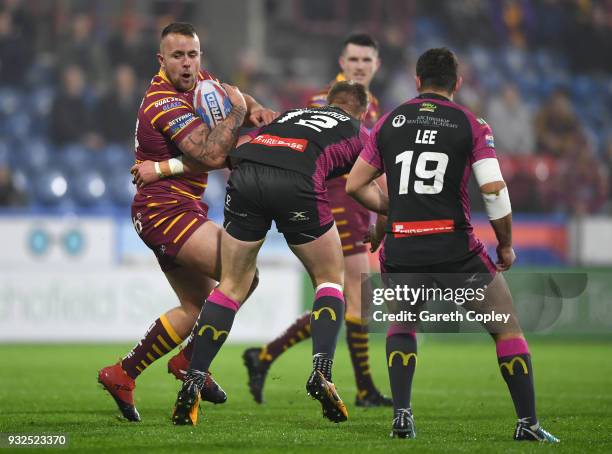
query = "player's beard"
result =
(173, 71, 196, 92)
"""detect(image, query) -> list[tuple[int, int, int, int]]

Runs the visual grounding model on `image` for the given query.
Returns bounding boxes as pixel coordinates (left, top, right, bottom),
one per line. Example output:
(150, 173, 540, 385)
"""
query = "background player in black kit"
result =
(346, 48, 559, 442)
(171, 81, 369, 426)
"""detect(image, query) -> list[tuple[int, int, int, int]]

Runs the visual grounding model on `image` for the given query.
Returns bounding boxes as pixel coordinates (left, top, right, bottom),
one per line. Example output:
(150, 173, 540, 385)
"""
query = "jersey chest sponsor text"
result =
(252, 134, 308, 152)
(392, 220, 455, 238)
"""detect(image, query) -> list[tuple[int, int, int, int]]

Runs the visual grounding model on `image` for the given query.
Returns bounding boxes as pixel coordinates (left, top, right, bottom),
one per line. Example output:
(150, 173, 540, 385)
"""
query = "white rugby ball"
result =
(193, 79, 232, 128)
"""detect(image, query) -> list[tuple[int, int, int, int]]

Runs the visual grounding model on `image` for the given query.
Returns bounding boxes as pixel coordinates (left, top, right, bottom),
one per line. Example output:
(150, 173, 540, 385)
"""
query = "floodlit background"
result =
(1, 0, 611, 341)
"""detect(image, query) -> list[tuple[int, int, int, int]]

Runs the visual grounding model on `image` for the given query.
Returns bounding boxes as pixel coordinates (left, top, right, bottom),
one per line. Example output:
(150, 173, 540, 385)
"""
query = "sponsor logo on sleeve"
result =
(485, 134, 495, 148)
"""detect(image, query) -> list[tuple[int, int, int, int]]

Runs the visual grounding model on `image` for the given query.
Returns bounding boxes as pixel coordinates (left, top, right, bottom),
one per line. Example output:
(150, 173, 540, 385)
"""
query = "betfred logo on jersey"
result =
(392, 220, 455, 238)
(252, 134, 308, 152)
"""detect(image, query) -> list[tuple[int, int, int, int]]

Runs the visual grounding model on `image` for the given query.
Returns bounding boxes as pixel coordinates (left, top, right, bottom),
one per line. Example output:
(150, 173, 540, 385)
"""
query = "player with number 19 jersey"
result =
(361, 93, 497, 272)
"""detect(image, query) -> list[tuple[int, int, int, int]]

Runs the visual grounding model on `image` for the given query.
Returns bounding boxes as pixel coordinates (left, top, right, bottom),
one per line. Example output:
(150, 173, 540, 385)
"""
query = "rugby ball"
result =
(193, 79, 232, 129)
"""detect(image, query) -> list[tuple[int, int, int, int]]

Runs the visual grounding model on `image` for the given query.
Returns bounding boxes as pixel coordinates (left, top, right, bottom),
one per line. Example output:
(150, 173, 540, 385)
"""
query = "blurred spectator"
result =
(492, 0, 535, 48)
(55, 13, 108, 89)
(97, 64, 140, 145)
(107, 14, 158, 81)
(0, 165, 26, 206)
(0, 9, 29, 87)
(551, 148, 608, 214)
(486, 82, 534, 154)
(604, 138, 612, 212)
(535, 89, 586, 157)
(454, 57, 484, 116)
(49, 64, 101, 148)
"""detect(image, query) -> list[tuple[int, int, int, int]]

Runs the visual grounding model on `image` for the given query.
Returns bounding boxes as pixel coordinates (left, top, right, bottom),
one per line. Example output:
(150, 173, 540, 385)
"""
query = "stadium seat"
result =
(60, 144, 91, 175)
(18, 139, 53, 174)
(97, 144, 134, 174)
(71, 171, 108, 207)
(5, 112, 32, 141)
(0, 87, 21, 116)
(33, 168, 70, 206)
(106, 172, 136, 207)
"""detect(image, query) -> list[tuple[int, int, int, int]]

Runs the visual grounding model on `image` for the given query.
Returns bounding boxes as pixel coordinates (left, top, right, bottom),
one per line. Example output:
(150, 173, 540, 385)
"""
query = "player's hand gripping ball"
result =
(194, 79, 232, 128)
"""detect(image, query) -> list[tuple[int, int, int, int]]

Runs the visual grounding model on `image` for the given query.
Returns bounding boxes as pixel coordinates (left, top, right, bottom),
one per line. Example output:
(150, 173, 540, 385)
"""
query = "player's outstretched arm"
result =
(346, 157, 387, 215)
(178, 83, 247, 168)
(131, 132, 255, 187)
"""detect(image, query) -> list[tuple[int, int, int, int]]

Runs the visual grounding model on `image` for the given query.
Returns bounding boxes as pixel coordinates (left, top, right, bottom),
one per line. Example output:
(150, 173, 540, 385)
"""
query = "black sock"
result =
(498, 353, 537, 426)
(496, 338, 537, 427)
(310, 285, 345, 360)
(386, 333, 417, 411)
(189, 289, 239, 372)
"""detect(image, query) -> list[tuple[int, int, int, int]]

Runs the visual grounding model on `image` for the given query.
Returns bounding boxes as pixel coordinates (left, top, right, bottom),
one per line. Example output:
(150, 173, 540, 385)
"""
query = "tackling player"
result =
(171, 81, 369, 426)
(346, 48, 559, 442)
(97, 22, 277, 422)
(242, 33, 392, 407)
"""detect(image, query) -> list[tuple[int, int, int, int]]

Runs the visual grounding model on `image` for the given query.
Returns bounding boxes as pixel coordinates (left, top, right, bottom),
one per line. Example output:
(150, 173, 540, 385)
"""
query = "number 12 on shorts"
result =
(396, 150, 449, 195)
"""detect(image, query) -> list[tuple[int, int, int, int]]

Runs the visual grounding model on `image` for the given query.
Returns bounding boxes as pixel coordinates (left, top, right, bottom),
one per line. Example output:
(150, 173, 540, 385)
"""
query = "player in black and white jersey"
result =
(171, 81, 369, 426)
(346, 48, 559, 442)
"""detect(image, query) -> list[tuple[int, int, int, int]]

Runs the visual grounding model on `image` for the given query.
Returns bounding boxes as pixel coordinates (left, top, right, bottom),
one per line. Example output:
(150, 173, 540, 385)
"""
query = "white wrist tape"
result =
(472, 158, 503, 185)
(482, 186, 511, 220)
(168, 157, 184, 175)
(154, 161, 163, 178)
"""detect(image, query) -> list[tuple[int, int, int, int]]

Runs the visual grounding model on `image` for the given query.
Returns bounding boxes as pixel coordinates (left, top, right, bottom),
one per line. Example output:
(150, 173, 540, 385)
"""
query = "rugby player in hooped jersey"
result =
(97, 22, 278, 422)
(171, 81, 369, 426)
(346, 48, 559, 442)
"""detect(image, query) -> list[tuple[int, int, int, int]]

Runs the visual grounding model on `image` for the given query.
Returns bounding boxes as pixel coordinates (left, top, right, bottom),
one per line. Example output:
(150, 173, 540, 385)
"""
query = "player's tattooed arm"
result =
(178, 83, 247, 168)
(346, 157, 387, 215)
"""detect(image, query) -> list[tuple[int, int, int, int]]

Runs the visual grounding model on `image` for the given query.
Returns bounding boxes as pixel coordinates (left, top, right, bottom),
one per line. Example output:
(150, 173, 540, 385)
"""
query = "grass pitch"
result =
(1, 338, 611, 453)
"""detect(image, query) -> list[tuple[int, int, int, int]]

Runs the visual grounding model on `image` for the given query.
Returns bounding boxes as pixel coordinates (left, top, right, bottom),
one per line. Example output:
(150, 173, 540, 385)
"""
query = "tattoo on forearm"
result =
(185, 105, 247, 164)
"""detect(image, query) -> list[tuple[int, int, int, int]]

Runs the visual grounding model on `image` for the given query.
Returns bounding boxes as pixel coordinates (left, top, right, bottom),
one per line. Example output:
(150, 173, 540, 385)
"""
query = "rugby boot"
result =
(172, 370, 205, 426)
(167, 350, 227, 404)
(514, 419, 559, 442)
(242, 347, 270, 404)
(98, 362, 140, 422)
(390, 408, 416, 439)
(355, 388, 393, 407)
(306, 370, 348, 423)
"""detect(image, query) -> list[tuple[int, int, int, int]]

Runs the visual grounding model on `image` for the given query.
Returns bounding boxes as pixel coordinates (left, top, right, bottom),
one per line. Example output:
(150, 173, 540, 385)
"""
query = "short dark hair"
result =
(342, 33, 378, 53)
(327, 81, 368, 116)
(416, 47, 458, 92)
(161, 22, 197, 40)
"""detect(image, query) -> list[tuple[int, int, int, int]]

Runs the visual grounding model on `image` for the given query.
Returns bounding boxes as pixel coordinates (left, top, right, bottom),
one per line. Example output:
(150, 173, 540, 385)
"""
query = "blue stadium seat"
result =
(0, 87, 21, 116)
(33, 168, 70, 206)
(106, 172, 136, 206)
(97, 144, 133, 174)
(71, 170, 108, 207)
(18, 138, 53, 174)
(571, 75, 596, 101)
(60, 144, 91, 175)
(467, 46, 492, 74)
(5, 112, 32, 141)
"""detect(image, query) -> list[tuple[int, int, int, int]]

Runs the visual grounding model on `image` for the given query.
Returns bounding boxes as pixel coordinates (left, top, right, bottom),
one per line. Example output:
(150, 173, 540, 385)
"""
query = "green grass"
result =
(1, 338, 611, 453)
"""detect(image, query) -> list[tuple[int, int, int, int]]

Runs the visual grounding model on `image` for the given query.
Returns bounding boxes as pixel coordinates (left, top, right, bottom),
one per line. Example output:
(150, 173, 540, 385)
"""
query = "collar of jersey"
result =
(417, 92, 450, 101)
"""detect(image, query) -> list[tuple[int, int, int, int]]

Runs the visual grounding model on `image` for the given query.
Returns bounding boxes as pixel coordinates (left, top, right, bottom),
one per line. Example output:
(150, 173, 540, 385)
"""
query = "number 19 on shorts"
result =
(395, 151, 449, 195)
